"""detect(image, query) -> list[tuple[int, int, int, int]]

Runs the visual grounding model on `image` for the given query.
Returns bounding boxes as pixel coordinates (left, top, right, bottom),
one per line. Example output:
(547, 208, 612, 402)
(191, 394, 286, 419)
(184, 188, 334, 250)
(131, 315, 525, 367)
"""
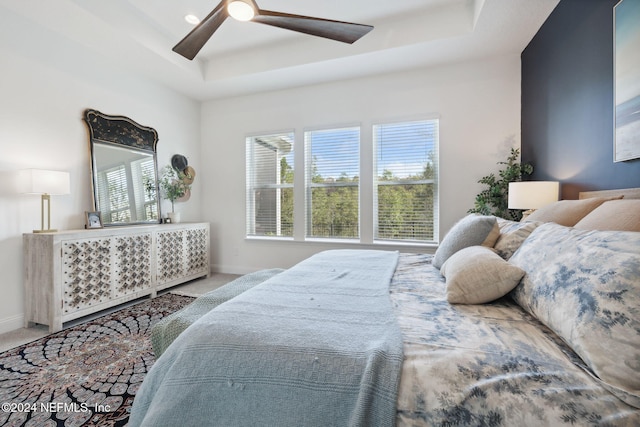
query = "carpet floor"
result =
(0, 294, 194, 427)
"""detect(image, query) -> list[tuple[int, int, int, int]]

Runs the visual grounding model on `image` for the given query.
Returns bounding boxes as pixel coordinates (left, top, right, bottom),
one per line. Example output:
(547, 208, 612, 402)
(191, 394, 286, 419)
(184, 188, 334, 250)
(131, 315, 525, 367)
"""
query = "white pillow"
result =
(433, 215, 499, 269)
(441, 245, 525, 304)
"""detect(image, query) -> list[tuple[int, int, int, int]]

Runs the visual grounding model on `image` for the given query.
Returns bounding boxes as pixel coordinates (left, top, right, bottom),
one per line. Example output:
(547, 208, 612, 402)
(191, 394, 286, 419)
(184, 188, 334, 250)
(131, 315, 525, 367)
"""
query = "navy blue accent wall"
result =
(521, 0, 640, 199)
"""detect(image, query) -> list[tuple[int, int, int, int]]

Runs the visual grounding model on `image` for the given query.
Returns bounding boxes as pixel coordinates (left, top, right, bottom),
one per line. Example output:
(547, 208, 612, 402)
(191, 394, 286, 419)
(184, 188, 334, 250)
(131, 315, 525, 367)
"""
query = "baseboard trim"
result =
(211, 264, 258, 275)
(0, 314, 24, 335)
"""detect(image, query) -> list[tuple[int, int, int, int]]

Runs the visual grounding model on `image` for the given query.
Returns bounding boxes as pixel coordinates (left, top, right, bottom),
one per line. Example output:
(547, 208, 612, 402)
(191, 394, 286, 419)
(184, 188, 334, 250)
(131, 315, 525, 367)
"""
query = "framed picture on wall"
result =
(614, 0, 640, 162)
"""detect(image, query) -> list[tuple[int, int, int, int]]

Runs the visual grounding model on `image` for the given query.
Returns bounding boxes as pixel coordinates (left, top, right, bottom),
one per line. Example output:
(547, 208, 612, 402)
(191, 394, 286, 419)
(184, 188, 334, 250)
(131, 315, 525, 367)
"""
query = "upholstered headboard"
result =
(579, 187, 640, 200)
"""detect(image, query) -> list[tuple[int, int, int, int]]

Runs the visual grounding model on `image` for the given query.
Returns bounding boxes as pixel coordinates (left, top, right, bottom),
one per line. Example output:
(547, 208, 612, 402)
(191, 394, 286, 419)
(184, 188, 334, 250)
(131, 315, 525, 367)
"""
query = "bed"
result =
(130, 188, 640, 426)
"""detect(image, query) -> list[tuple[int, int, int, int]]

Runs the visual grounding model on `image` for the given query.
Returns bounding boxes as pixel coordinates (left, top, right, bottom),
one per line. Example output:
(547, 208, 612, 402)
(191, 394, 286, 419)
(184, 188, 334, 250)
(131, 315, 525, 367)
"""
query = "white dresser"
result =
(23, 222, 209, 332)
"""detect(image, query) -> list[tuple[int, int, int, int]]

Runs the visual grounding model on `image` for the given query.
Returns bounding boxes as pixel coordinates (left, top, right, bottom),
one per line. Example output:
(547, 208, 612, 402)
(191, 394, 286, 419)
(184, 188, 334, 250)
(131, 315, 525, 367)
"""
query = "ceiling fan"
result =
(173, 0, 374, 60)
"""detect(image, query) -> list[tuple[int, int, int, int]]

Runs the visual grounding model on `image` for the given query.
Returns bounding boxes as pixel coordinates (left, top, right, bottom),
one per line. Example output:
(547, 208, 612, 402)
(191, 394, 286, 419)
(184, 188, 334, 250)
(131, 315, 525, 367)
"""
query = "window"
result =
(246, 132, 294, 237)
(305, 127, 360, 239)
(374, 119, 439, 243)
(245, 119, 438, 245)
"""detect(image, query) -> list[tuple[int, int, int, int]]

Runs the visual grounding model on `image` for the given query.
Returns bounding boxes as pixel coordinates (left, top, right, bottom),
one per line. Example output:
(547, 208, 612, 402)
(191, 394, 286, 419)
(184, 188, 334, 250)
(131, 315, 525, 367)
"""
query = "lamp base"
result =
(520, 209, 536, 221)
(33, 229, 58, 233)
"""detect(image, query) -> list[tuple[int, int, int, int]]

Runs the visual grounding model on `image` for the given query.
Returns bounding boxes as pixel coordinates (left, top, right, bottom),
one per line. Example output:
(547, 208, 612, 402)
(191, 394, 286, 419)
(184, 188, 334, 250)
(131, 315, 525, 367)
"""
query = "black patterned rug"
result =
(0, 294, 194, 427)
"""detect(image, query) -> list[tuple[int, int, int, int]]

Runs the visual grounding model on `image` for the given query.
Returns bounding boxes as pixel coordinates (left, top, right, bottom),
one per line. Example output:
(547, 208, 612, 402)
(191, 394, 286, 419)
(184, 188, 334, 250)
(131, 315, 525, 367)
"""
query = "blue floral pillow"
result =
(510, 223, 640, 405)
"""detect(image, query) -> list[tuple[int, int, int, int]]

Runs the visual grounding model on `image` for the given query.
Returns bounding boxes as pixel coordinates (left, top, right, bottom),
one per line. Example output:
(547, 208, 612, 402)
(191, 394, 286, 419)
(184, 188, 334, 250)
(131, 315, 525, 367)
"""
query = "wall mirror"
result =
(84, 109, 161, 226)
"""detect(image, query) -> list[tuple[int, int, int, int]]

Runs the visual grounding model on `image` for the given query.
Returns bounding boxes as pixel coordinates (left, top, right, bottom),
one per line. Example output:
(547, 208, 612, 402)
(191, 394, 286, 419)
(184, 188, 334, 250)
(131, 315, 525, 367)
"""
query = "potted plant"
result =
(468, 148, 533, 221)
(159, 166, 191, 223)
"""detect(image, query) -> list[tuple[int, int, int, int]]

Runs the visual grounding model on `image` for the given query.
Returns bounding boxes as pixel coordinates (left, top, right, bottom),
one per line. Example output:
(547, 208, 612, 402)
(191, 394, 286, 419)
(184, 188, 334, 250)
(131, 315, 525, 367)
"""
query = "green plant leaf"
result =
(159, 166, 192, 212)
(467, 148, 533, 220)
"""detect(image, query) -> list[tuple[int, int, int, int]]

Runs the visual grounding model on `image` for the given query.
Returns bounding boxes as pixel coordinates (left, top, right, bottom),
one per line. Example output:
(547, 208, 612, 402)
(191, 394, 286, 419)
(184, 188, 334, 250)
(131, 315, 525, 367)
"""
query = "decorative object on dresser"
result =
(84, 210, 103, 229)
(159, 154, 195, 224)
(16, 169, 71, 233)
(23, 222, 210, 333)
(84, 109, 161, 226)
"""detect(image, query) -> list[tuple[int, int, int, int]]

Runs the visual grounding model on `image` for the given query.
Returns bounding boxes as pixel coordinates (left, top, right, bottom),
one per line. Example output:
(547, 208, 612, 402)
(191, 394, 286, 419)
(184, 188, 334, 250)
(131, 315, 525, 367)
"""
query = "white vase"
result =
(168, 212, 181, 224)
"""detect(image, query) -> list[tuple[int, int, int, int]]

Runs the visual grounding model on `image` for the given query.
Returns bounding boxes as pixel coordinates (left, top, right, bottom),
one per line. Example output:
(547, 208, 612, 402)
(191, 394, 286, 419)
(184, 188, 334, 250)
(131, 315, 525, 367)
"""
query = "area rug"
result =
(0, 294, 194, 427)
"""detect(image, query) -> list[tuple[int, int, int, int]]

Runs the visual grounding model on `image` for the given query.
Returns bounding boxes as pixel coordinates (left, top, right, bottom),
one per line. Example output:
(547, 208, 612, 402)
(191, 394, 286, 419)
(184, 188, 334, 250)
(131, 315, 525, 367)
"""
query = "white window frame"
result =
(245, 132, 295, 238)
(373, 118, 439, 244)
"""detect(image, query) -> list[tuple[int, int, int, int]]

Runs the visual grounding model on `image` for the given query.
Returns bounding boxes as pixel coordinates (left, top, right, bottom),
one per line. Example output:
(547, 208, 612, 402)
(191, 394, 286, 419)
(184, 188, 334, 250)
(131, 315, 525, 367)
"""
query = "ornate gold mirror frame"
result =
(84, 109, 161, 226)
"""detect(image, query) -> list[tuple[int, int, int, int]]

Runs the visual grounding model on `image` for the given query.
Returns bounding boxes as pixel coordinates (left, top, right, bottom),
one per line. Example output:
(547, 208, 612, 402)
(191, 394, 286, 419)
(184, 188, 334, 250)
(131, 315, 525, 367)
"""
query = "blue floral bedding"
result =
(391, 253, 640, 426)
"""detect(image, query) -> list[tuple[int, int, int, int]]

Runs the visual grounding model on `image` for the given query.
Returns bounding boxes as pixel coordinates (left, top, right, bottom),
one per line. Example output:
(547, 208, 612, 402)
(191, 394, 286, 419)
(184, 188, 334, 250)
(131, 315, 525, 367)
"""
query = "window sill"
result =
(245, 236, 437, 252)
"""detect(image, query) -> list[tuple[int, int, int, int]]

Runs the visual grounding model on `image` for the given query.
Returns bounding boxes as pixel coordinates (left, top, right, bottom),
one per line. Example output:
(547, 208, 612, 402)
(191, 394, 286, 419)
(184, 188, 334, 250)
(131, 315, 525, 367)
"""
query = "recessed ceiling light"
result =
(184, 14, 200, 25)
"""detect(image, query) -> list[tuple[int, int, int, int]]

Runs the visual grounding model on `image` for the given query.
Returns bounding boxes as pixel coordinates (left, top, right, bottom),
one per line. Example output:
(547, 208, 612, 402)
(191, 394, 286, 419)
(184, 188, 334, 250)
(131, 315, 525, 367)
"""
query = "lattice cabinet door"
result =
(113, 233, 153, 298)
(61, 237, 113, 315)
(185, 227, 209, 277)
(156, 229, 186, 285)
(156, 224, 210, 289)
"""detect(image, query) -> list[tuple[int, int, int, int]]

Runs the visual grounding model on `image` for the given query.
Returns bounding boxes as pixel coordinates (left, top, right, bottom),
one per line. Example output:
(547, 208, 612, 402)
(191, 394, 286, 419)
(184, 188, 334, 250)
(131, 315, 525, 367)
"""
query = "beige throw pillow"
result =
(441, 246, 525, 304)
(526, 196, 622, 226)
(574, 200, 640, 231)
(494, 218, 542, 260)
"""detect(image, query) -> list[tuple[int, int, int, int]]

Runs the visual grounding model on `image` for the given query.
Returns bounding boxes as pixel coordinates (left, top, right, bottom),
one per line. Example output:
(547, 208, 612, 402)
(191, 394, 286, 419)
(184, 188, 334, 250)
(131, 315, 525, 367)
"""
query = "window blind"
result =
(304, 127, 360, 239)
(374, 119, 439, 243)
(246, 132, 294, 237)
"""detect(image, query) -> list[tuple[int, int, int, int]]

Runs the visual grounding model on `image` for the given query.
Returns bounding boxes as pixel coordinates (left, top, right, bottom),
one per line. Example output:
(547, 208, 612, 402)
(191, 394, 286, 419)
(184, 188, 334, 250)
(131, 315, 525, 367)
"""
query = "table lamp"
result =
(18, 169, 71, 233)
(508, 181, 559, 219)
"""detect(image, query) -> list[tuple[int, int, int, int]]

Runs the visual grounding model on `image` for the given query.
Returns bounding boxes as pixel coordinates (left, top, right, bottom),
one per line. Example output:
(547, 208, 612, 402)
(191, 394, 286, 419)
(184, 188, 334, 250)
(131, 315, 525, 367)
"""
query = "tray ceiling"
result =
(0, 0, 559, 100)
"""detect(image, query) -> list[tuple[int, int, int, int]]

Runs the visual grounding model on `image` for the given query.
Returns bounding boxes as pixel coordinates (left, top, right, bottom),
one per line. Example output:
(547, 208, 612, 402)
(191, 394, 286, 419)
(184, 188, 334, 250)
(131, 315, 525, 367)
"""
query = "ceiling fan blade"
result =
(173, 2, 228, 60)
(252, 10, 373, 44)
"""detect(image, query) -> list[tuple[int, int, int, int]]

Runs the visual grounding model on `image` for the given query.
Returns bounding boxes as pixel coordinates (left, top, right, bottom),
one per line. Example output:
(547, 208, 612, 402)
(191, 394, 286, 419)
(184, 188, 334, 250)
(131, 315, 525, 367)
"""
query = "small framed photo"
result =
(85, 211, 103, 229)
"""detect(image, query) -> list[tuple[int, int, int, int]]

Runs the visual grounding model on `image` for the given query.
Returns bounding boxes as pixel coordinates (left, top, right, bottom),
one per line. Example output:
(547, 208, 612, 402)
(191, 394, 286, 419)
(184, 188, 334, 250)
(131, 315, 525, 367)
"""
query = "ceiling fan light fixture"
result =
(173, 0, 374, 61)
(227, 0, 255, 21)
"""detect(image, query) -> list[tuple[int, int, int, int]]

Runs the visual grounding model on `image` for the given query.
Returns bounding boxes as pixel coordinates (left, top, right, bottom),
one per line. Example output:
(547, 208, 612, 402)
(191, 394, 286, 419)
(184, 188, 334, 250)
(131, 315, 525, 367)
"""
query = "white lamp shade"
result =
(508, 181, 559, 210)
(17, 169, 71, 195)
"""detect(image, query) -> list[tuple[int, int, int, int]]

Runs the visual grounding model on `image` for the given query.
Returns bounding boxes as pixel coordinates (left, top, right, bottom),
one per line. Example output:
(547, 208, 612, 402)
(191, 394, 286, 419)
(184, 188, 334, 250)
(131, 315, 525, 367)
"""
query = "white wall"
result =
(201, 55, 522, 274)
(0, 15, 201, 333)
